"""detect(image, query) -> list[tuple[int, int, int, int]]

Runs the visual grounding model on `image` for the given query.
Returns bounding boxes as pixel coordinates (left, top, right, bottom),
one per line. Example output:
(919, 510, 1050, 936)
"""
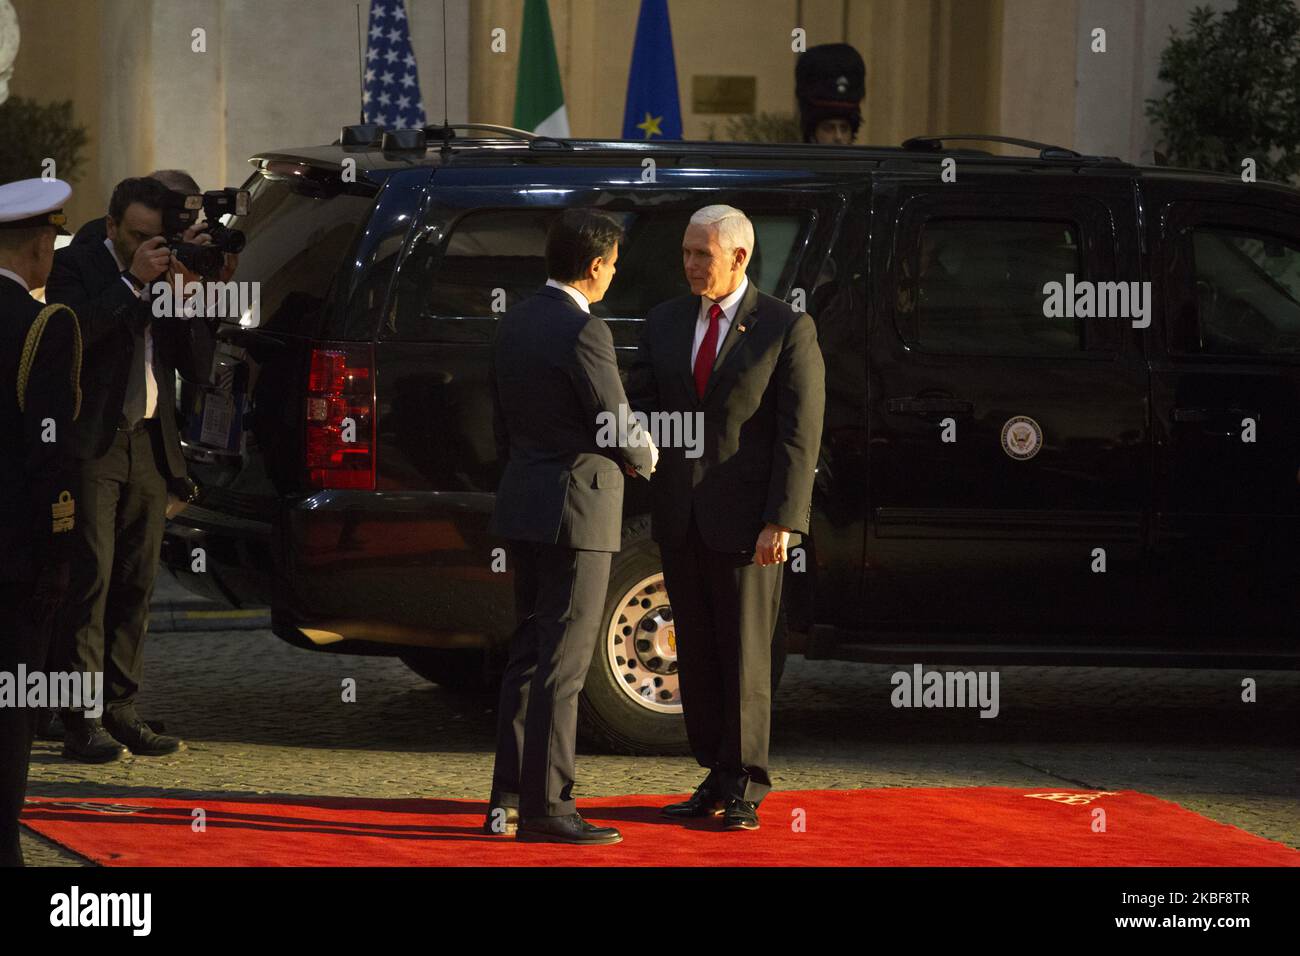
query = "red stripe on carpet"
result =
(22, 788, 1300, 867)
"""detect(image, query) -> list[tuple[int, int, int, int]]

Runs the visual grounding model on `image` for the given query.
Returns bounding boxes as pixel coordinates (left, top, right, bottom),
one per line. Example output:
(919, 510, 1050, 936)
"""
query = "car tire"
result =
(578, 516, 788, 756)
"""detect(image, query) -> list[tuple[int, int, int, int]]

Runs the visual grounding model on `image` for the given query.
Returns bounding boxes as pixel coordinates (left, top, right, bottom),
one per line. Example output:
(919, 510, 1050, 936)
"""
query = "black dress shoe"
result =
(722, 799, 760, 831)
(661, 786, 726, 819)
(103, 713, 186, 756)
(482, 805, 520, 835)
(516, 813, 622, 845)
(61, 720, 127, 763)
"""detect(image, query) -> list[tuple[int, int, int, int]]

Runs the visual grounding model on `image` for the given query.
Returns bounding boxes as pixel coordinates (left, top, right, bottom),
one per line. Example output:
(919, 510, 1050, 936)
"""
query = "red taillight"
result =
(305, 345, 375, 490)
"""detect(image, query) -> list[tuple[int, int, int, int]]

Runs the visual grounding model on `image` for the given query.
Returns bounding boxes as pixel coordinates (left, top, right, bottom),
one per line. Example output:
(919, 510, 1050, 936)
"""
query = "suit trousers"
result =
(659, 514, 783, 805)
(57, 419, 168, 720)
(490, 540, 612, 817)
(0, 584, 50, 866)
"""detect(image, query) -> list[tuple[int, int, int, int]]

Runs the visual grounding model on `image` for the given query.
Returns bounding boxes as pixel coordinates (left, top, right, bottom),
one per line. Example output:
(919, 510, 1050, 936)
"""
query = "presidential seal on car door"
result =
(1001, 415, 1042, 460)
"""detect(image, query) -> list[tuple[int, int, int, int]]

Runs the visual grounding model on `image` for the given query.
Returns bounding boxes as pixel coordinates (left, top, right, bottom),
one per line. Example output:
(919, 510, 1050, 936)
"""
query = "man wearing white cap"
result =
(0, 177, 81, 865)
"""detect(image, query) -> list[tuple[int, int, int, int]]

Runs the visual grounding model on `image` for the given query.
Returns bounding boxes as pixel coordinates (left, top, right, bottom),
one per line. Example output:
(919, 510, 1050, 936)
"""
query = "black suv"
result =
(164, 127, 1300, 754)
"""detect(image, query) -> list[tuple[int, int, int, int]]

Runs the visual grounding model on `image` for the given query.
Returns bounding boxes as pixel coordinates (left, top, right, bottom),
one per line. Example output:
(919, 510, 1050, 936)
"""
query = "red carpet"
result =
(21, 788, 1300, 867)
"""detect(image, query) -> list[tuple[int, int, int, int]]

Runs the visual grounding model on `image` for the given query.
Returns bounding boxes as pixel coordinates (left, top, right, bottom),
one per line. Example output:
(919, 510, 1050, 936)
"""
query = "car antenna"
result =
(355, 3, 366, 124)
(439, 0, 452, 159)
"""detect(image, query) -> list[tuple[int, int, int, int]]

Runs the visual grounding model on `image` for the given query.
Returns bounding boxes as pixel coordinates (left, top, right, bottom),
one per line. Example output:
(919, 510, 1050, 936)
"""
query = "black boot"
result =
(516, 813, 622, 845)
(62, 714, 127, 763)
(661, 783, 727, 818)
(103, 710, 185, 757)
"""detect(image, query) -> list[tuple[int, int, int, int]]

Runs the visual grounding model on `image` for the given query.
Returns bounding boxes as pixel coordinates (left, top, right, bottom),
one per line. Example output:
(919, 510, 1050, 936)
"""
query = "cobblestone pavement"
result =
(20, 624, 1300, 865)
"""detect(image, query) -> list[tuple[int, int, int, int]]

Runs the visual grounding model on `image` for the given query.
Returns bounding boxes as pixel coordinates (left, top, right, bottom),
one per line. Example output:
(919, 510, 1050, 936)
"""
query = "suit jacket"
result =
(44, 239, 215, 477)
(628, 281, 825, 553)
(0, 276, 79, 582)
(70, 216, 108, 247)
(490, 285, 654, 553)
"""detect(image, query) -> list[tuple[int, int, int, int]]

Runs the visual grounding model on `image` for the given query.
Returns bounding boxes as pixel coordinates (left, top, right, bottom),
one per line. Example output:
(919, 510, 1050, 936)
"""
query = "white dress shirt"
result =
(545, 278, 591, 314)
(106, 238, 158, 419)
(691, 276, 749, 369)
(0, 267, 29, 292)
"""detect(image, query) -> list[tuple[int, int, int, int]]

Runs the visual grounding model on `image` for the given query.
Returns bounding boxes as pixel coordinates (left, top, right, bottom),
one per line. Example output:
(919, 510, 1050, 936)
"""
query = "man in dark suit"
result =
(0, 178, 80, 865)
(32, 169, 204, 746)
(629, 204, 825, 831)
(44, 176, 215, 763)
(485, 209, 655, 845)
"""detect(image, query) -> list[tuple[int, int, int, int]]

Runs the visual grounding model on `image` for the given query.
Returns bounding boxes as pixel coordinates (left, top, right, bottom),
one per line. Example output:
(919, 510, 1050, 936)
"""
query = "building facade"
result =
(7, 0, 1231, 230)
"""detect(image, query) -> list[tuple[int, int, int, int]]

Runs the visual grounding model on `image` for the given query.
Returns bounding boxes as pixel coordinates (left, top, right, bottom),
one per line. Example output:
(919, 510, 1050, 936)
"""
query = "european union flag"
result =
(621, 0, 682, 140)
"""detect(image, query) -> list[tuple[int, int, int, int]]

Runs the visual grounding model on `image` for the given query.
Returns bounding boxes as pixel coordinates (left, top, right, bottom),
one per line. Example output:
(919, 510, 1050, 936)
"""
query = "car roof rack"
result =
(425, 123, 572, 153)
(425, 122, 537, 141)
(344, 123, 1101, 162)
(902, 134, 1084, 161)
(321, 124, 1135, 172)
(340, 122, 573, 153)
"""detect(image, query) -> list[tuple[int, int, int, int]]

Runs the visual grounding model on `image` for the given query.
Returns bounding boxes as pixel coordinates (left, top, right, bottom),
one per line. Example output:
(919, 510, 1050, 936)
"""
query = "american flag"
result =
(363, 0, 426, 129)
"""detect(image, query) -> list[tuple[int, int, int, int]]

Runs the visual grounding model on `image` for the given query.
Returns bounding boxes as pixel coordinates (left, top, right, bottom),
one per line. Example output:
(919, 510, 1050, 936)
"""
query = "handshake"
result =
(622, 428, 658, 479)
(593, 402, 660, 479)
(597, 404, 709, 480)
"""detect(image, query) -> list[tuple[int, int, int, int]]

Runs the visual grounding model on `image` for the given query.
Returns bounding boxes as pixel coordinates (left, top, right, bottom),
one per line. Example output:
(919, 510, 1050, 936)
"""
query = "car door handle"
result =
(1173, 406, 1257, 438)
(1174, 407, 1258, 421)
(886, 397, 973, 416)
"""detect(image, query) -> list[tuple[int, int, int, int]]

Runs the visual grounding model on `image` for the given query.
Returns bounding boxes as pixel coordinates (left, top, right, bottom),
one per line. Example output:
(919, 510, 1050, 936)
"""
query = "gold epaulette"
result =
(17, 303, 83, 419)
(52, 489, 75, 533)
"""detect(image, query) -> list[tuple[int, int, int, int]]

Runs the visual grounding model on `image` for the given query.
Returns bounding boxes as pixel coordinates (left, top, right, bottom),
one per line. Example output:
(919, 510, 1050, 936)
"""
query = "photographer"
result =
(44, 176, 220, 762)
(68, 169, 204, 250)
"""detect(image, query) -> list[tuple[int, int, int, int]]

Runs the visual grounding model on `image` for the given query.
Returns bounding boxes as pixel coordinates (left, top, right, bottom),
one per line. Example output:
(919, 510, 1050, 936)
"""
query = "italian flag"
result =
(513, 0, 570, 136)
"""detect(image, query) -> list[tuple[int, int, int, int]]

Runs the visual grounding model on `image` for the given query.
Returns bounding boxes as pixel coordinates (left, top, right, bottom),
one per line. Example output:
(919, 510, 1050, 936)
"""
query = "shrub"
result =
(1146, 0, 1300, 183)
(0, 96, 89, 183)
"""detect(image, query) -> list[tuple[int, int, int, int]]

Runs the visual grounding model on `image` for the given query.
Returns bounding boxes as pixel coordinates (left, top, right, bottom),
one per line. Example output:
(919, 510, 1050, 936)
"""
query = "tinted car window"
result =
(226, 170, 376, 333)
(398, 207, 809, 340)
(1189, 228, 1300, 356)
(910, 219, 1083, 355)
(425, 209, 554, 319)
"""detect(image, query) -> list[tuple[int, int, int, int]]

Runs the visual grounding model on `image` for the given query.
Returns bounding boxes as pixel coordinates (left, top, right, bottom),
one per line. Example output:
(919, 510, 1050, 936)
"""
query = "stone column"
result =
(0, 0, 18, 105)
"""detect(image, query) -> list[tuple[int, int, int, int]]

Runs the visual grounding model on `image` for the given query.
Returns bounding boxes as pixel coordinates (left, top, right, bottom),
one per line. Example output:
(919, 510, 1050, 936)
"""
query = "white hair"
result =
(689, 204, 754, 255)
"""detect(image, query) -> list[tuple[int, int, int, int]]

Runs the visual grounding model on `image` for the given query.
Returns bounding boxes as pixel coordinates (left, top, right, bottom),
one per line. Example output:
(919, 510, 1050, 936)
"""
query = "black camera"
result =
(160, 187, 250, 280)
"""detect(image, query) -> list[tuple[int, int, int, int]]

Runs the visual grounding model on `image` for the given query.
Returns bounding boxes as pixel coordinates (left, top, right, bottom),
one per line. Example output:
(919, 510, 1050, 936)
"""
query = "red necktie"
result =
(693, 302, 723, 399)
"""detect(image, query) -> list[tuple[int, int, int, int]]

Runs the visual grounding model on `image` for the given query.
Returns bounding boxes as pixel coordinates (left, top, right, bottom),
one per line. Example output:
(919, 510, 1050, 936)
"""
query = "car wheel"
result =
(578, 517, 788, 756)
